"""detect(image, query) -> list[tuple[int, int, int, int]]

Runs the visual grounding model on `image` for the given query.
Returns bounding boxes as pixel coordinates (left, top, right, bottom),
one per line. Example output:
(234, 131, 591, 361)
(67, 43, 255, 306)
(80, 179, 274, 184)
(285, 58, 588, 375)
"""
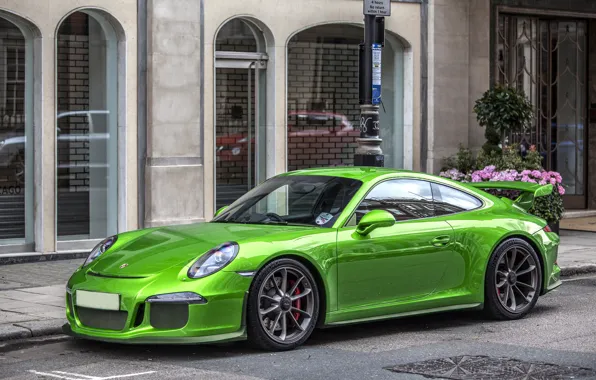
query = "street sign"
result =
(371, 43, 382, 105)
(364, 0, 391, 16)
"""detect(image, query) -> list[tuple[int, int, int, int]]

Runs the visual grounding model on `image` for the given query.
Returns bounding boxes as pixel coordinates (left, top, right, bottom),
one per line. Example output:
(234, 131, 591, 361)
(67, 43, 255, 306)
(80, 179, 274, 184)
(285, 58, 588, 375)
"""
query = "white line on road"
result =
(102, 372, 156, 379)
(52, 371, 101, 379)
(28, 370, 157, 380)
(28, 371, 83, 380)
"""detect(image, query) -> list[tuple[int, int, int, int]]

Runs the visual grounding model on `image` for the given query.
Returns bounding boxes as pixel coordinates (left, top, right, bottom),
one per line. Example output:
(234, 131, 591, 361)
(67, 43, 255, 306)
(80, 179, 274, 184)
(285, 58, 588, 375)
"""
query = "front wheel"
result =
(484, 238, 542, 320)
(247, 258, 319, 351)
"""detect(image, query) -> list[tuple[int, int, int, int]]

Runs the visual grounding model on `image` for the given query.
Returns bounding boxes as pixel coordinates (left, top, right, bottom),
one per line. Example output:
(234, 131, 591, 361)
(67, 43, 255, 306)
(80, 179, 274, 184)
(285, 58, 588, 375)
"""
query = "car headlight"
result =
(188, 242, 239, 279)
(84, 236, 117, 267)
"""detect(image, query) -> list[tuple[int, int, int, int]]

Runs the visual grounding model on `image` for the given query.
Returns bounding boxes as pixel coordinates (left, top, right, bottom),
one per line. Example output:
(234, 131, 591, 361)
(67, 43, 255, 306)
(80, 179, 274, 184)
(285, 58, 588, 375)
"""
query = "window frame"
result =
(431, 182, 484, 215)
(341, 176, 486, 228)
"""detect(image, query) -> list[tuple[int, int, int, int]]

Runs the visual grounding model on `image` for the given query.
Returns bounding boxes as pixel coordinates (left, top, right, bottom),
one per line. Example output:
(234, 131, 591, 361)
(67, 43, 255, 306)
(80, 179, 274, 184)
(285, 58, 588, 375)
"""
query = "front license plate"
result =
(75, 290, 120, 311)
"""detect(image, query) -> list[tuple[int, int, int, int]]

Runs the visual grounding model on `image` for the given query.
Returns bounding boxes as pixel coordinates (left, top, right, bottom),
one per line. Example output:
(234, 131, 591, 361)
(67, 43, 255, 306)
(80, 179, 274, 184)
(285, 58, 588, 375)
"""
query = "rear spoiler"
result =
(467, 181, 553, 211)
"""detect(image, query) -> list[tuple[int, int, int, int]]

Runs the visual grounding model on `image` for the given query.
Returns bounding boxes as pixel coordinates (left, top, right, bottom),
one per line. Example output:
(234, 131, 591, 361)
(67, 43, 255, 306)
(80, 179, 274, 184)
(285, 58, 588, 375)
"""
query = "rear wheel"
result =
(484, 238, 542, 320)
(247, 258, 319, 351)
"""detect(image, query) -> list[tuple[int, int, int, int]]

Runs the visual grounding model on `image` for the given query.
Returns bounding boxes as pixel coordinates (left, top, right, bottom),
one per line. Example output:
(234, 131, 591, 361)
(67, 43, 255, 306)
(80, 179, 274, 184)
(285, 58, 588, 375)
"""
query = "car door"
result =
(336, 178, 459, 311)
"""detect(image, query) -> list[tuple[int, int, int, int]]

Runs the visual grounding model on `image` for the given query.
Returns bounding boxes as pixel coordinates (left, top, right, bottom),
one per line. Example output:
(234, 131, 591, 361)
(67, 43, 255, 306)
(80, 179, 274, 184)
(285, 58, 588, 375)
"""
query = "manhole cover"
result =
(386, 355, 595, 379)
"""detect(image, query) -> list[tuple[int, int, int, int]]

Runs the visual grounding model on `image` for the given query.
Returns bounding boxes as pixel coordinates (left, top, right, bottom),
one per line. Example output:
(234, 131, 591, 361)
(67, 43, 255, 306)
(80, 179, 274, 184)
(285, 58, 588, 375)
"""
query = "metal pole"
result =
(354, 14, 384, 167)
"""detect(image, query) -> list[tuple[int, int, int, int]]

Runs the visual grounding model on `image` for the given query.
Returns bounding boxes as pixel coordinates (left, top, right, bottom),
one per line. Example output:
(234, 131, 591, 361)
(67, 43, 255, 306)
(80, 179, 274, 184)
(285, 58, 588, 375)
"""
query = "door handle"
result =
(431, 235, 451, 247)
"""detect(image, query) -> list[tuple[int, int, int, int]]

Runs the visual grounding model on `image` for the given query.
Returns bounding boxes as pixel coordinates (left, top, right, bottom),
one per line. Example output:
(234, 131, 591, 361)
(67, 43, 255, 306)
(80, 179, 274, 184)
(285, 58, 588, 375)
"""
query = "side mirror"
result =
(214, 206, 228, 217)
(356, 210, 395, 236)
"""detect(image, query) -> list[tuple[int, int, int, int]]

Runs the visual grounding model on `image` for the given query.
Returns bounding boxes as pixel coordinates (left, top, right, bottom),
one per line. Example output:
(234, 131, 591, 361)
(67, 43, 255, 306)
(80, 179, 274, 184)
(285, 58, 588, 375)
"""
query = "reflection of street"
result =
(356, 198, 436, 221)
(0, 110, 111, 239)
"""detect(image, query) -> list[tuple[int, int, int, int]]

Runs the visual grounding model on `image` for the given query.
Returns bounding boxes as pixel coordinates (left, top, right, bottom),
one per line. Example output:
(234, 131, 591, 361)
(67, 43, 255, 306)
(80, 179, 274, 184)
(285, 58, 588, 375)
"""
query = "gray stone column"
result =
(427, 0, 471, 173)
(145, 0, 204, 227)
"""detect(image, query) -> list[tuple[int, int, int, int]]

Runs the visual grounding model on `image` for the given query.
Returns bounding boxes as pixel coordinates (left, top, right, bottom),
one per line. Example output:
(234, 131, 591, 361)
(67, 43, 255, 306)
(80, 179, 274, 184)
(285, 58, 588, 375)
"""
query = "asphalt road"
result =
(2, 276, 596, 380)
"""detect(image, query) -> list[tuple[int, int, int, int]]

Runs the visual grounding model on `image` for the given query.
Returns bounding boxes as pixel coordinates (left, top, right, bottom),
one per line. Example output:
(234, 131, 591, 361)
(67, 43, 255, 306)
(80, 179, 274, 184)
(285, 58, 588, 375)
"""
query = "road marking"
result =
(53, 372, 101, 379)
(102, 372, 156, 379)
(28, 371, 83, 380)
(28, 370, 156, 380)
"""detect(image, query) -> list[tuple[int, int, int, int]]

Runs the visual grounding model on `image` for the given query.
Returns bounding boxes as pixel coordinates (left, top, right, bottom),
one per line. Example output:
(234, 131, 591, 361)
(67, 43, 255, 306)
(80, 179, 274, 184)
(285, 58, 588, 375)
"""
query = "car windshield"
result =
(212, 175, 362, 227)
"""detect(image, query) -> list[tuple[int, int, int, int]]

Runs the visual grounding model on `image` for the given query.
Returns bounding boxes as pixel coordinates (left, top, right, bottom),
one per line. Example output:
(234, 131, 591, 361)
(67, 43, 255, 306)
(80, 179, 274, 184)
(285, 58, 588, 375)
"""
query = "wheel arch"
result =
(247, 252, 329, 327)
(487, 231, 546, 296)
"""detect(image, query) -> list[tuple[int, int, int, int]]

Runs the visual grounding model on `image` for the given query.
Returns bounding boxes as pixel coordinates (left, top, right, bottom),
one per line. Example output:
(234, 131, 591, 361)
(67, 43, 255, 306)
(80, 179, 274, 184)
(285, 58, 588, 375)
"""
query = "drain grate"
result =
(386, 355, 595, 380)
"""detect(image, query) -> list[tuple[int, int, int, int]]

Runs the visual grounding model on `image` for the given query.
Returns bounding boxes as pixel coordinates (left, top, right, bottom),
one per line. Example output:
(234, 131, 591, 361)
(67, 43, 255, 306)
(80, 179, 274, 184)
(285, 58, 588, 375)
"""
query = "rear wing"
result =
(467, 181, 553, 211)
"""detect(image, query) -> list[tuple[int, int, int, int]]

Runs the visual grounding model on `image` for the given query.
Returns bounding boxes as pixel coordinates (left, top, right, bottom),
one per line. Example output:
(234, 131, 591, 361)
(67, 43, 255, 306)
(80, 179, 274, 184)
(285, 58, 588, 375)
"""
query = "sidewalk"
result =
(1, 231, 595, 343)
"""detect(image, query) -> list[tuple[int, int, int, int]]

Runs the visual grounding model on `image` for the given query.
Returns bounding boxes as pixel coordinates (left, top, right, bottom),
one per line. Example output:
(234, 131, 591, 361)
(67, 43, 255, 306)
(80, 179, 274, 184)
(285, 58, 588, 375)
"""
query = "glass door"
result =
(497, 16, 588, 209)
(215, 58, 267, 209)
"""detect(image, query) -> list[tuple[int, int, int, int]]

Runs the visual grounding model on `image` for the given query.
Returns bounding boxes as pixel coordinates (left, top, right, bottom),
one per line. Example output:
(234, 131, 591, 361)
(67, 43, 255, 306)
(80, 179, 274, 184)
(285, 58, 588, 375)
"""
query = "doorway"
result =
(496, 15, 588, 209)
(215, 19, 268, 209)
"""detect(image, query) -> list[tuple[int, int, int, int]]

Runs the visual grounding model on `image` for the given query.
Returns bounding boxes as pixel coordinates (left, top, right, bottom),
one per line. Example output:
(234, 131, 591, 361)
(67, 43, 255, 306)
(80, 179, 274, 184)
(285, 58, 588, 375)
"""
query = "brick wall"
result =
(215, 31, 258, 207)
(56, 13, 91, 237)
(0, 18, 26, 239)
(0, 18, 26, 187)
(287, 41, 360, 171)
(56, 14, 91, 194)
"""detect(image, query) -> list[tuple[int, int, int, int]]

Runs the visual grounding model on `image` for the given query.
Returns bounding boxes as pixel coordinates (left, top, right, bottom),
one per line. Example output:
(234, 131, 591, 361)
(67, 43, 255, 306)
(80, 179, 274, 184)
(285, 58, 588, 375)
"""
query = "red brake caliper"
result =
(289, 280, 301, 321)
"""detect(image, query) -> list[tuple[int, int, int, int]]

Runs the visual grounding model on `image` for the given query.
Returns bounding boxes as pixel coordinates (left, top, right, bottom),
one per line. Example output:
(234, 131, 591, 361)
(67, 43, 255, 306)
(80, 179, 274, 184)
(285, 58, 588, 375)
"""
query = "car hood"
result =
(89, 222, 310, 277)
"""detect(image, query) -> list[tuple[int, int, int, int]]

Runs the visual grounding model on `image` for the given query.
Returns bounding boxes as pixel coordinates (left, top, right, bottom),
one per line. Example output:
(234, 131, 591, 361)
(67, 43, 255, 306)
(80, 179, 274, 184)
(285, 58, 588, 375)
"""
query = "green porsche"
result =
(64, 167, 561, 351)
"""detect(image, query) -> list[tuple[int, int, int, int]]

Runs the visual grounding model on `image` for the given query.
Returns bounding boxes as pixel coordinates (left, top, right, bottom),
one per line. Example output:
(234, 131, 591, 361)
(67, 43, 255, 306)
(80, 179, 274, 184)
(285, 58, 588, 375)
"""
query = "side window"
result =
(431, 183, 482, 216)
(354, 179, 434, 223)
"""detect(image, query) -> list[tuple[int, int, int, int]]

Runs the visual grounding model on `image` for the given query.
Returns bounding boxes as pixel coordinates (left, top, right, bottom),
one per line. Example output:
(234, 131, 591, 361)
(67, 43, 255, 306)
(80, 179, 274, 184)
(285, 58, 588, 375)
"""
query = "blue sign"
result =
(372, 43, 382, 105)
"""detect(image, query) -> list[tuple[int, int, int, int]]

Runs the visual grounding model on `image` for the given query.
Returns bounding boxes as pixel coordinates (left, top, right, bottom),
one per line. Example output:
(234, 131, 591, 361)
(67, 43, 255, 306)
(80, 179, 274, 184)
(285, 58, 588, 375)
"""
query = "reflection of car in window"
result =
(215, 111, 357, 161)
(0, 110, 110, 185)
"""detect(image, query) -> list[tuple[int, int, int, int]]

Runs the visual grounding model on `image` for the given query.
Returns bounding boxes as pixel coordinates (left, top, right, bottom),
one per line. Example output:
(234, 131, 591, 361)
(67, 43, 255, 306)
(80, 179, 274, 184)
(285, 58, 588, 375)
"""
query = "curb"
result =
(561, 264, 596, 277)
(0, 252, 88, 266)
(0, 319, 65, 343)
(0, 334, 70, 353)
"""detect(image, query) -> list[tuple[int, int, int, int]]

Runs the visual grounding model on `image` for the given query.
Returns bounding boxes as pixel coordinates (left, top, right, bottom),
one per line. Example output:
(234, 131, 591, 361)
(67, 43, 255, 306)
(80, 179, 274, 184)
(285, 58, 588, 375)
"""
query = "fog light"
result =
(146, 292, 206, 304)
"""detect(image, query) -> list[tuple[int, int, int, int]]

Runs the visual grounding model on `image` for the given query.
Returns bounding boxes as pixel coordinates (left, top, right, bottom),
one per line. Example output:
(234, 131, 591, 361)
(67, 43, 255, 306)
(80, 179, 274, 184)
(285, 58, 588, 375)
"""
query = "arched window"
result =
(0, 14, 36, 247)
(214, 18, 268, 209)
(287, 24, 406, 170)
(56, 11, 121, 241)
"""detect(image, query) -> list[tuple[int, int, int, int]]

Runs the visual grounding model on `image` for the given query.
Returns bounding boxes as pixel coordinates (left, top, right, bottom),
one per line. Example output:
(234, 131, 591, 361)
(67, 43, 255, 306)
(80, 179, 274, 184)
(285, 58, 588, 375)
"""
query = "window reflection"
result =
(355, 179, 434, 223)
(56, 12, 118, 240)
(0, 17, 29, 242)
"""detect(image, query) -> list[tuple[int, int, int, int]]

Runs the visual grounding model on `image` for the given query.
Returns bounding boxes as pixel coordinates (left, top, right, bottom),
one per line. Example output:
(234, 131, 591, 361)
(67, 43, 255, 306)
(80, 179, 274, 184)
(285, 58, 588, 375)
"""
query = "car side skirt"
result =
(324, 303, 482, 326)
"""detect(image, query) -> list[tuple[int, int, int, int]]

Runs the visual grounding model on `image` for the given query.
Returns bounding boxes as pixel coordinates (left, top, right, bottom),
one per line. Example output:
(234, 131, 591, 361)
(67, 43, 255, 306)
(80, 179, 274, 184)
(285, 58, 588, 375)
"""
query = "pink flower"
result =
(558, 185, 565, 195)
(532, 170, 542, 177)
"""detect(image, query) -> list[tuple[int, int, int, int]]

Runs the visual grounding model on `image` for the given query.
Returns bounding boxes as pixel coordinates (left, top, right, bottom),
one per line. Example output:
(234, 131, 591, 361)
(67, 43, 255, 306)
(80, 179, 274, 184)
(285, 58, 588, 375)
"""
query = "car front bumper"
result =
(64, 268, 252, 344)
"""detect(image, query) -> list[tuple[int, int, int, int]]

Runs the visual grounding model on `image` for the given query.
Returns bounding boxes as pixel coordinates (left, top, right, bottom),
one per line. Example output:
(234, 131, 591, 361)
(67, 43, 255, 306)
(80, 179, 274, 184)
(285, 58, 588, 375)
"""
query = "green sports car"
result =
(63, 167, 561, 351)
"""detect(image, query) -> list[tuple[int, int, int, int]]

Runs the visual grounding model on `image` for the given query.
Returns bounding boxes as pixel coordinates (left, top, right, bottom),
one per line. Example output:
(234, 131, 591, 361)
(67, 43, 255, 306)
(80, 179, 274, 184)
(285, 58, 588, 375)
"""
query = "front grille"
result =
(150, 303, 189, 329)
(76, 307, 128, 330)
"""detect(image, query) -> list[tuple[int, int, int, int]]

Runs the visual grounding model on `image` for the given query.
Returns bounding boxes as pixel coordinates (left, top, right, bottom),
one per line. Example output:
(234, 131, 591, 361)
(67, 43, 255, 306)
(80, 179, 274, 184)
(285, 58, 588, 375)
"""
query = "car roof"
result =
(281, 166, 416, 182)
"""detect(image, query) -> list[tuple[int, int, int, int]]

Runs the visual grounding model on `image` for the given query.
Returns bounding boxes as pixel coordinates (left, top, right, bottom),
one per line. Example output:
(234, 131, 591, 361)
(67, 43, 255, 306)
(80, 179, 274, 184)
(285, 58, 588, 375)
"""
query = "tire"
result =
(247, 258, 320, 351)
(484, 238, 542, 320)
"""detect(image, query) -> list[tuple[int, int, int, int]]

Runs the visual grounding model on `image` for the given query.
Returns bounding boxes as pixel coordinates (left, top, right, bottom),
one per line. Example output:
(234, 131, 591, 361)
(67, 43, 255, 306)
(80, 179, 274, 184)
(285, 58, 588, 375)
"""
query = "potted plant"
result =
(473, 85, 534, 155)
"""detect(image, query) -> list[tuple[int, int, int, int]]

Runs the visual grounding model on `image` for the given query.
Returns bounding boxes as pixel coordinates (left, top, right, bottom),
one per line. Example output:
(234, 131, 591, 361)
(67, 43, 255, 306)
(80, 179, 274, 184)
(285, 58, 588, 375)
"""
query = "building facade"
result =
(0, 0, 593, 257)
